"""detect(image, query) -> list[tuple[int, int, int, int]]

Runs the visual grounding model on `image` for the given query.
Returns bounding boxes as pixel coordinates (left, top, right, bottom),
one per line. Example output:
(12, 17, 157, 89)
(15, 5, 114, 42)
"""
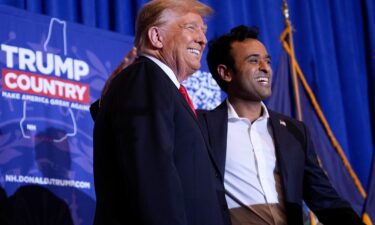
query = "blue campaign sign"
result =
(0, 5, 133, 225)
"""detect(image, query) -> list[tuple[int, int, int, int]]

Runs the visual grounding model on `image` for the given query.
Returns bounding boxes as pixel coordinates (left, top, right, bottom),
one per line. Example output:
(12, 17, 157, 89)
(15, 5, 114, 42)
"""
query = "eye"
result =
(183, 24, 197, 33)
(188, 27, 197, 33)
(181, 23, 206, 34)
(248, 57, 260, 64)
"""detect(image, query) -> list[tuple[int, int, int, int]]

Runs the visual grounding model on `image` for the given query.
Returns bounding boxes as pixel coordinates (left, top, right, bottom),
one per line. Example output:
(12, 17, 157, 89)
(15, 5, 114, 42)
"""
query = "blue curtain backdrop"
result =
(0, 0, 374, 197)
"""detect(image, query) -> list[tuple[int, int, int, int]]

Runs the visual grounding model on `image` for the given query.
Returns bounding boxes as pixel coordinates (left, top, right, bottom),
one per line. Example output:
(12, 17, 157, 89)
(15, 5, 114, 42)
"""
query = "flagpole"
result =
(282, 3, 314, 223)
(282, 0, 302, 121)
(280, 1, 368, 223)
(280, 1, 371, 224)
(280, 0, 366, 199)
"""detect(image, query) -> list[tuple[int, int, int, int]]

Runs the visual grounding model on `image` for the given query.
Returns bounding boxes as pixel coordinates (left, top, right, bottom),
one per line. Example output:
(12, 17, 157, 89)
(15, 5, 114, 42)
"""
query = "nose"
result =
(196, 29, 207, 46)
(259, 60, 270, 73)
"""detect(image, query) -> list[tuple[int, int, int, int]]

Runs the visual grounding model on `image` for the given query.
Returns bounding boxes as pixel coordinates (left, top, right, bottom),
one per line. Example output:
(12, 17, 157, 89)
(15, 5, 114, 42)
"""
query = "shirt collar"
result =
(227, 99, 270, 121)
(143, 55, 180, 89)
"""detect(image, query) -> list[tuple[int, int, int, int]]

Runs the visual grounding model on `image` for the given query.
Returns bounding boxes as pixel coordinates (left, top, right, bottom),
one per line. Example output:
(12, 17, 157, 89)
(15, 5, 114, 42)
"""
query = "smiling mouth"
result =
(255, 77, 270, 85)
(188, 48, 200, 55)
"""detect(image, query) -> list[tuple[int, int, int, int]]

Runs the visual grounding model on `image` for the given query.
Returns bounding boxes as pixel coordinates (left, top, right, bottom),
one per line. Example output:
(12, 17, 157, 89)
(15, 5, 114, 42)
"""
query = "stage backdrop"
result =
(1, 0, 372, 189)
(1, 0, 375, 224)
(0, 6, 135, 225)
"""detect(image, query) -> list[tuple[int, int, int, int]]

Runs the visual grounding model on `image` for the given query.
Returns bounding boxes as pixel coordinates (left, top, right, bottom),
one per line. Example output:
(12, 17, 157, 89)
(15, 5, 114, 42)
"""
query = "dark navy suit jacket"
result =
(198, 101, 363, 225)
(93, 57, 231, 225)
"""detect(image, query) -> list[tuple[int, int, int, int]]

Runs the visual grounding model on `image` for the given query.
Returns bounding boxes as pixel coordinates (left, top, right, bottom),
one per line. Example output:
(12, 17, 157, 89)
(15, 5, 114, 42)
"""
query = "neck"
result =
(228, 96, 263, 122)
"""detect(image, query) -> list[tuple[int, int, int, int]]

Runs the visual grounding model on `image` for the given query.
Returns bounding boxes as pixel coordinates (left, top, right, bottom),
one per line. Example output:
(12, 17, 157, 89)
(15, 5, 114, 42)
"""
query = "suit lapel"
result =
(176, 87, 197, 121)
(173, 86, 224, 178)
(268, 110, 292, 193)
(139, 56, 198, 121)
(141, 56, 222, 179)
(204, 101, 228, 178)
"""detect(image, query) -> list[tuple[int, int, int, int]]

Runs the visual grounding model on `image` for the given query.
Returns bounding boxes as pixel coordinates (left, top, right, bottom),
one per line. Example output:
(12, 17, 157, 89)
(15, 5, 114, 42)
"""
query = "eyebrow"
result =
(182, 22, 208, 33)
(245, 54, 271, 60)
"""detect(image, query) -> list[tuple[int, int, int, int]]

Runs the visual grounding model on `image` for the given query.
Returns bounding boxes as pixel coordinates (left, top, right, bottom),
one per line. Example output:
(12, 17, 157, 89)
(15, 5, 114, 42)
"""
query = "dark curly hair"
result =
(206, 25, 259, 92)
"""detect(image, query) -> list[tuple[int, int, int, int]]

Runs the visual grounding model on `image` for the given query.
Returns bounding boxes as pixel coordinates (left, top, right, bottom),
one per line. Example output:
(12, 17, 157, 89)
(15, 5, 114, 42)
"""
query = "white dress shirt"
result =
(224, 100, 284, 209)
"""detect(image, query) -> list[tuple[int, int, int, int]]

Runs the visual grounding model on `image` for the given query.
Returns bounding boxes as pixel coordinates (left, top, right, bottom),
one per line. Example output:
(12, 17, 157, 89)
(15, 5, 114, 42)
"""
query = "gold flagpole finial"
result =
(282, 0, 291, 26)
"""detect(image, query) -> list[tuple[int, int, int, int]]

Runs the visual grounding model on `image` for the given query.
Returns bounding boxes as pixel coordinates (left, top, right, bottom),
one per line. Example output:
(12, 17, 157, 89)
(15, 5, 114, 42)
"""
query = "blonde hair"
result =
(134, 0, 212, 53)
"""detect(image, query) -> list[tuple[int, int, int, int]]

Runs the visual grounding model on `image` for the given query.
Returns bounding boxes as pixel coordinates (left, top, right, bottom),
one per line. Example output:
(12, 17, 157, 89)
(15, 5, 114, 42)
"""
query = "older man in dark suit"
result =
(93, 1, 230, 225)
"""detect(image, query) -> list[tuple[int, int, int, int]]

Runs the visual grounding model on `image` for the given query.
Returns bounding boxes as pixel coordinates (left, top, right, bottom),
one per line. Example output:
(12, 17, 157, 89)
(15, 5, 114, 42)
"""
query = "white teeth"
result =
(256, 77, 269, 83)
(188, 48, 200, 55)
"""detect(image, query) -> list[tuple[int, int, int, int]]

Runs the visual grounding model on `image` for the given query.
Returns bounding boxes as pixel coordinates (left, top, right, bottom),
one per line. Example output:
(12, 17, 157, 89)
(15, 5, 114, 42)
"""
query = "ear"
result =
(147, 26, 163, 49)
(217, 64, 232, 82)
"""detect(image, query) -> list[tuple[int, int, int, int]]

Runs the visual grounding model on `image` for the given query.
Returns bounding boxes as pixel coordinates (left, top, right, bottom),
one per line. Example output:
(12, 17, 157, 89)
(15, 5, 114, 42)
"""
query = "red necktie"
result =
(179, 84, 197, 117)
